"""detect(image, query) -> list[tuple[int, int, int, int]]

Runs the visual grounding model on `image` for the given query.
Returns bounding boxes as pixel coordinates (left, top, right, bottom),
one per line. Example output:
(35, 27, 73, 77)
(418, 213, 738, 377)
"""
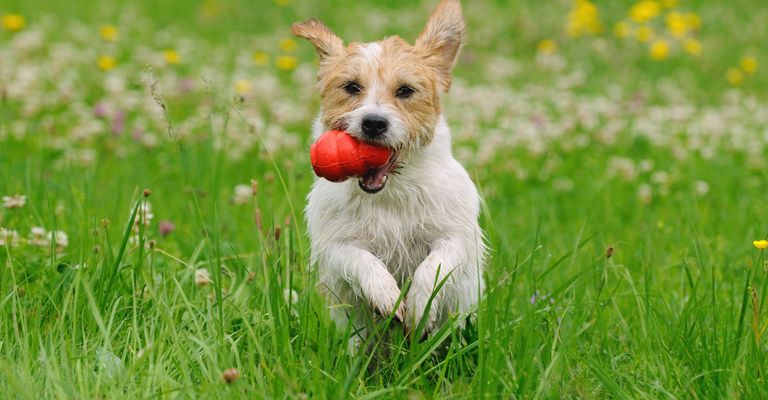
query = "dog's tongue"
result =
(359, 167, 388, 192)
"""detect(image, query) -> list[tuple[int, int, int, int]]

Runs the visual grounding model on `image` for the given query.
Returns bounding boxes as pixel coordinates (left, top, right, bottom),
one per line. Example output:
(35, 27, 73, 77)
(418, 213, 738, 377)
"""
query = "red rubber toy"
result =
(310, 130, 392, 182)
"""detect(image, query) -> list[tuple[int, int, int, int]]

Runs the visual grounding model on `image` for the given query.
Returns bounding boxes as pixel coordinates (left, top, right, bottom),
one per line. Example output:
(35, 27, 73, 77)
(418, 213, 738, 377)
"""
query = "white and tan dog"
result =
(294, 0, 485, 343)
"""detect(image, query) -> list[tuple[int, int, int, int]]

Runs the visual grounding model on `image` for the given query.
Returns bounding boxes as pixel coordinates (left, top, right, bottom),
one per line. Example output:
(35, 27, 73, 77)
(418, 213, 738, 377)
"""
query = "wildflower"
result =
(0, 228, 20, 247)
(279, 38, 297, 53)
(221, 368, 240, 384)
(164, 49, 181, 65)
(253, 51, 270, 67)
(50, 230, 69, 250)
(566, 0, 602, 37)
(682, 39, 702, 56)
(693, 180, 709, 196)
(685, 13, 701, 30)
(97, 55, 116, 71)
(629, 1, 661, 23)
(649, 39, 670, 60)
(637, 184, 653, 204)
(740, 56, 758, 74)
(635, 25, 654, 42)
(754, 240, 768, 250)
(613, 21, 631, 38)
(195, 268, 212, 287)
(99, 25, 118, 41)
(665, 12, 688, 38)
(2, 194, 26, 209)
(234, 79, 252, 95)
(28, 227, 49, 247)
(536, 39, 557, 55)
(283, 288, 299, 304)
(530, 290, 555, 305)
(133, 202, 154, 230)
(661, 0, 678, 8)
(726, 68, 743, 86)
(233, 184, 253, 205)
(1, 13, 26, 32)
(159, 221, 175, 237)
(276, 55, 298, 71)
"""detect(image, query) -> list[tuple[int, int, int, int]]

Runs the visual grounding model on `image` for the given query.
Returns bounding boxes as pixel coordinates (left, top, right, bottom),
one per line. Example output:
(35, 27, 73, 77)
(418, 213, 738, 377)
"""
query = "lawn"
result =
(1, 0, 768, 398)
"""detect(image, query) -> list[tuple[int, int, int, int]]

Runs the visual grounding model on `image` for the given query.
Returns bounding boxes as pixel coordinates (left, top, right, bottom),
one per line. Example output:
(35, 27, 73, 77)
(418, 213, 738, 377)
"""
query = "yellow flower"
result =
(274, 0, 290, 6)
(629, 1, 661, 23)
(1, 13, 26, 32)
(566, 0, 602, 37)
(636, 25, 654, 42)
(276, 55, 298, 71)
(649, 39, 670, 60)
(253, 51, 270, 67)
(661, 0, 678, 8)
(234, 79, 252, 95)
(97, 55, 117, 71)
(726, 68, 743, 86)
(613, 21, 631, 38)
(685, 13, 701, 31)
(279, 38, 297, 53)
(740, 56, 758, 74)
(164, 49, 181, 65)
(99, 24, 118, 42)
(665, 12, 688, 38)
(682, 39, 702, 56)
(754, 240, 768, 250)
(537, 39, 557, 55)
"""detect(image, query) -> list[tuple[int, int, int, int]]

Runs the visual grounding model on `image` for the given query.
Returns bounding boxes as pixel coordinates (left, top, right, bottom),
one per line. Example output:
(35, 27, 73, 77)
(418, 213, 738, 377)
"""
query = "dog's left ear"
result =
(415, 0, 465, 91)
(292, 18, 344, 61)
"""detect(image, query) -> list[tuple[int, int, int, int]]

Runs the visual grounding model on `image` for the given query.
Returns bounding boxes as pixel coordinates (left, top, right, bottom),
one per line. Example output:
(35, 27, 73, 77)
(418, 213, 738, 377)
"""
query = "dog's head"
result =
(293, 0, 465, 193)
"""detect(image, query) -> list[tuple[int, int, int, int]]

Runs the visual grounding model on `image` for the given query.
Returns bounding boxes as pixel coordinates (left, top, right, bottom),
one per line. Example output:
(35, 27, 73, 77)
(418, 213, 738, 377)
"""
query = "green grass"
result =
(2, 0, 768, 398)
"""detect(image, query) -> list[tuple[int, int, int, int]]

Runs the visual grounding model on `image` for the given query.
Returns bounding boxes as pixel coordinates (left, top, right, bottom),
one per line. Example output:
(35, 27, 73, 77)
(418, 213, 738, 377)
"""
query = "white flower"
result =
(0, 228, 20, 247)
(50, 230, 69, 249)
(2, 194, 26, 209)
(637, 184, 653, 204)
(29, 227, 49, 247)
(195, 268, 212, 287)
(132, 202, 154, 229)
(694, 180, 710, 196)
(232, 184, 253, 205)
(283, 288, 299, 304)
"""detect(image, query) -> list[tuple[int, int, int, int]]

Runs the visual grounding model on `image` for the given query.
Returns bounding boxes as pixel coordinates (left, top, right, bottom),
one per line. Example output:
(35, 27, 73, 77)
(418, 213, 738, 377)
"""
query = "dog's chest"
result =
(352, 196, 436, 281)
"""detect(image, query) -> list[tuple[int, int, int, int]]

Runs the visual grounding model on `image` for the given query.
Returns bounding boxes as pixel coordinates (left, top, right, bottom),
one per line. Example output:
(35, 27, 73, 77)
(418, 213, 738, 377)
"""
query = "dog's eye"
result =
(343, 81, 363, 95)
(395, 85, 415, 99)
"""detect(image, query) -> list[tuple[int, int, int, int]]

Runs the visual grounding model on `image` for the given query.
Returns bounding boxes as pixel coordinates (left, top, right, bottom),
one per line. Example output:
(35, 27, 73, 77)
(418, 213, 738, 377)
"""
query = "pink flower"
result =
(159, 221, 175, 237)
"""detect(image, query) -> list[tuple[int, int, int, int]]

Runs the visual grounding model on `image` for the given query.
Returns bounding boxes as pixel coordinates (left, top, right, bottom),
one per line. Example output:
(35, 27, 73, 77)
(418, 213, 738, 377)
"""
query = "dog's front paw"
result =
(362, 272, 405, 322)
(404, 289, 439, 337)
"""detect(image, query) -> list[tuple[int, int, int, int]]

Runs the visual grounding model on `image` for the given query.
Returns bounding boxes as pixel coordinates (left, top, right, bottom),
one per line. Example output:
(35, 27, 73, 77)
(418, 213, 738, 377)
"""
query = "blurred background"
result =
(2, 0, 768, 397)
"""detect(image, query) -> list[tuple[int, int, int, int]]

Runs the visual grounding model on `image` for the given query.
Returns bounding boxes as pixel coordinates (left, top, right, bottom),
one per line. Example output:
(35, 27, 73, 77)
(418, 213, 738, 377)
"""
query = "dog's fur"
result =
(294, 0, 485, 343)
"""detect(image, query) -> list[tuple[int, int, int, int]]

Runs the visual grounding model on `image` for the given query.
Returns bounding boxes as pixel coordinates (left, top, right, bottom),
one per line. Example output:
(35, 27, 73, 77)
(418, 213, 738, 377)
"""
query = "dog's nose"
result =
(361, 114, 388, 138)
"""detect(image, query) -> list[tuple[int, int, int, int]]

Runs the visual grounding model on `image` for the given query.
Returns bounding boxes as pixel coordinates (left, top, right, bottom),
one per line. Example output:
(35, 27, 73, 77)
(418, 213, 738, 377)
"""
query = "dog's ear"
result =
(292, 18, 344, 60)
(415, 0, 465, 91)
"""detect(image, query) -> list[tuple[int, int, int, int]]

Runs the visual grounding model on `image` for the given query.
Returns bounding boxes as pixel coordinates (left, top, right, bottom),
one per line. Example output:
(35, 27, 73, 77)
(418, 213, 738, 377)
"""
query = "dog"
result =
(294, 0, 485, 346)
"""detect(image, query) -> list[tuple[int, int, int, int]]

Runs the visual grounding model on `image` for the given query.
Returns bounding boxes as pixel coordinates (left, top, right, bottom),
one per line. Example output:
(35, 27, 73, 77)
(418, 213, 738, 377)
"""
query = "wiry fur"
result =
(294, 0, 485, 344)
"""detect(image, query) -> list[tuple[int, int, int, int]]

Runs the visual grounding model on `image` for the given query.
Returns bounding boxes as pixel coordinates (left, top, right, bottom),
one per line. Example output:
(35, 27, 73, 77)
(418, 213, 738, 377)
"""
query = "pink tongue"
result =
(361, 168, 387, 190)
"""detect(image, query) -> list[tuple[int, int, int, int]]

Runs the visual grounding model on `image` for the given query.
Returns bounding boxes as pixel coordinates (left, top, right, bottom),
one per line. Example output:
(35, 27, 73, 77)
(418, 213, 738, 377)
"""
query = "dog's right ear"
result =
(292, 18, 344, 60)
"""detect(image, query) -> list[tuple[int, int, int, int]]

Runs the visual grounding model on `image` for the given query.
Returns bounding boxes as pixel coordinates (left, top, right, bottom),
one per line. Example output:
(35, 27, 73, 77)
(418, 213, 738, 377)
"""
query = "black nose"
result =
(361, 114, 388, 137)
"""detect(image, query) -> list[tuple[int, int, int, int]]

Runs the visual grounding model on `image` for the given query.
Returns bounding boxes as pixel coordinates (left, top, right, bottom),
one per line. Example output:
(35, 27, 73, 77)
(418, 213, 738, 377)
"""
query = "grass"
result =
(2, 0, 768, 398)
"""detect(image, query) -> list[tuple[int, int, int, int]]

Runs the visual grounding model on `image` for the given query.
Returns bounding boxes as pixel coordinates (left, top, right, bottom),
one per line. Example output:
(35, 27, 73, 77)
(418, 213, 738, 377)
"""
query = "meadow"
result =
(1, 0, 768, 398)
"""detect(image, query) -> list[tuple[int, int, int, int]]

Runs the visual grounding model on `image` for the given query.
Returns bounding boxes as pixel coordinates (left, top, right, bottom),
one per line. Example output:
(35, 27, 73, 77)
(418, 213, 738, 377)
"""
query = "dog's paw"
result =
(362, 272, 404, 322)
(404, 289, 439, 337)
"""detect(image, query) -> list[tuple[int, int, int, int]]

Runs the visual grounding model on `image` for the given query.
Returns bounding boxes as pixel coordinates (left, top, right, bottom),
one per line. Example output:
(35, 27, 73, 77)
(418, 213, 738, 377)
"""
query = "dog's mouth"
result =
(358, 154, 398, 194)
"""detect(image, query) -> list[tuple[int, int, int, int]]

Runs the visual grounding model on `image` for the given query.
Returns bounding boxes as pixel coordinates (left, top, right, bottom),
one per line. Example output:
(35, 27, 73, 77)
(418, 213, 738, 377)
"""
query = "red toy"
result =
(310, 130, 392, 182)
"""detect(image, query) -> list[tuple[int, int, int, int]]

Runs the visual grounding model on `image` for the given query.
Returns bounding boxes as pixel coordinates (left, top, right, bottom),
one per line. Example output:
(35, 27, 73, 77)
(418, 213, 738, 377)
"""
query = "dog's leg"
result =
(406, 236, 478, 335)
(321, 244, 405, 322)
